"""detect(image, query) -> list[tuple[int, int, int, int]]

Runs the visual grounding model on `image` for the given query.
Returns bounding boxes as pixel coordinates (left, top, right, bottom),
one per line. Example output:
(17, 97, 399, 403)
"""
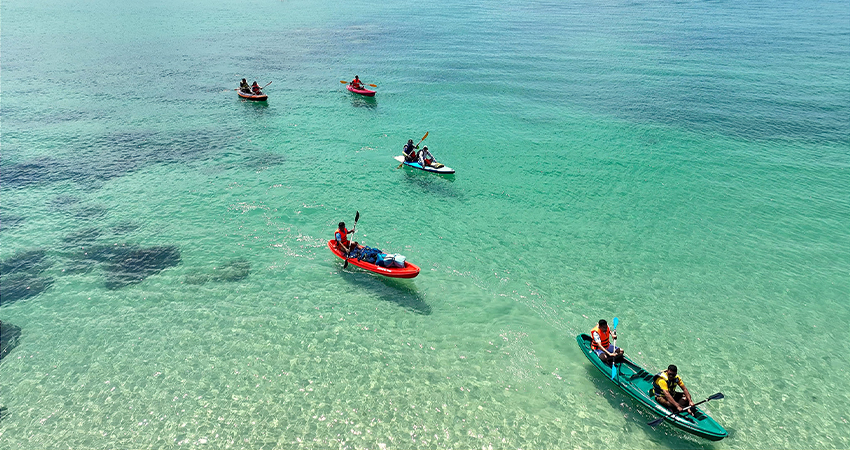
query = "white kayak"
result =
(394, 155, 455, 174)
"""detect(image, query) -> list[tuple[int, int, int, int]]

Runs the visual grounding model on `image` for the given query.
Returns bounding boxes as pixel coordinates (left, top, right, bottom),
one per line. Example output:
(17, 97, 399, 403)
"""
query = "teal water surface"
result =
(2, 0, 849, 448)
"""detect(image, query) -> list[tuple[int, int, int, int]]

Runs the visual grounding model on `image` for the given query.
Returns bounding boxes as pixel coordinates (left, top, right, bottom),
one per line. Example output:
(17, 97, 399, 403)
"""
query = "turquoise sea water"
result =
(2, 0, 848, 448)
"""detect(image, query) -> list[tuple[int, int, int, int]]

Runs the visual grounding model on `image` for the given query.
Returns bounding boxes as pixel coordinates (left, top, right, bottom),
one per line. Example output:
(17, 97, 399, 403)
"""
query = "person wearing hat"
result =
(403, 139, 420, 162)
(418, 146, 436, 167)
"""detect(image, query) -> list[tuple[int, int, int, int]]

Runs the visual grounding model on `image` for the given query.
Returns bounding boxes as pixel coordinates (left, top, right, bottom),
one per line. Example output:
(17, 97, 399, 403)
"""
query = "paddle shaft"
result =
(342, 211, 360, 269)
(610, 317, 619, 380)
(237, 81, 272, 91)
(234, 81, 273, 91)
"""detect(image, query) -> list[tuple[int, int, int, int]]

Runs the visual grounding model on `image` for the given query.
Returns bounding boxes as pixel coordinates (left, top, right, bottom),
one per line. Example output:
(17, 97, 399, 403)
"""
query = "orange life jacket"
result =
(590, 324, 611, 350)
(336, 228, 350, 247)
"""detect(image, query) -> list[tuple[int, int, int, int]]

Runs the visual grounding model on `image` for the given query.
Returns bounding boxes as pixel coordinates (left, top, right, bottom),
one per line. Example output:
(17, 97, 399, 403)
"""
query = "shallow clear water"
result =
(1, 0, 848, 448)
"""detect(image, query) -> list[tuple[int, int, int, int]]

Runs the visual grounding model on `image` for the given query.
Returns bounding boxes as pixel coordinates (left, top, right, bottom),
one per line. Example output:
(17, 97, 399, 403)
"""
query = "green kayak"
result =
(576, 334, 728, 441)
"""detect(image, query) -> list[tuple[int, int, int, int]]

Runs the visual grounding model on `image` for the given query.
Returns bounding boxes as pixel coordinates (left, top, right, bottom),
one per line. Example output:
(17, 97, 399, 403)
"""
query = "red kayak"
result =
(238, 90, 268, 101)
(347, 85, 376, 97)
(327, 240, 419, 278)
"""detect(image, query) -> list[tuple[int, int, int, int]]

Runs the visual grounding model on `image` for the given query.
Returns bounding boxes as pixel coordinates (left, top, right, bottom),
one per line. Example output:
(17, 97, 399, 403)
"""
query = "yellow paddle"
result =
(397, 132, 429, 169)
(341, 80, 378, 87)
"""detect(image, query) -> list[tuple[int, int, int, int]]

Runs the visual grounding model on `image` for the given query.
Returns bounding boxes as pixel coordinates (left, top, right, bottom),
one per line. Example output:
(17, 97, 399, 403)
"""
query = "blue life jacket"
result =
(403, 144, 416, 159)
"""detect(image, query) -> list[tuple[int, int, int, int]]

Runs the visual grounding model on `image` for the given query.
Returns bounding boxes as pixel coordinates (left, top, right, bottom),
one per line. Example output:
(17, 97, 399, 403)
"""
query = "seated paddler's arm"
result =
(681, 383, 694, 407)
(663, 388, 682, 411)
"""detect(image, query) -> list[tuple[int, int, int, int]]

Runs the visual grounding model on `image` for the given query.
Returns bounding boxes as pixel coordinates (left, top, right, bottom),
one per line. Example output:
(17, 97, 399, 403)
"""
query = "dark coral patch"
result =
(0, 320, 22, 361)
(2, 157, 65, 188)
(50, 195, 82, 211)
(184, 258, 250, 285)
(213, 259, 250, 282)
(105, 246, 181, 290)
(0, 251, 54, 305)
(246, 152, 285, 172)
(78, 243, 140, 264)
(1, 250, 51, 276)
(70, 205, 109, 221)
(3, 129, 228, 191)
(183, 273, 211, 285)
(62, 227, 102, 247)
(0, 214, 25, 232)
(1, 273, 54, 305)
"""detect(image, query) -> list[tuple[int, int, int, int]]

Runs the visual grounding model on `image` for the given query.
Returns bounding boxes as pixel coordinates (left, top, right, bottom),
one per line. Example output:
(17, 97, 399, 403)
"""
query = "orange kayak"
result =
(238, 90, 267, 101)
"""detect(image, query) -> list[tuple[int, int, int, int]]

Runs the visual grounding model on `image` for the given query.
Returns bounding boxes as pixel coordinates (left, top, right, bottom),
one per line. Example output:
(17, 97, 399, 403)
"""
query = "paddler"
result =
(349, 76, 364, 90)
(590, 319, 624, 365)
(419, 146, 435, 167)
(239, 78, 251, 93)
(652, 364, 696, 414)
(251, 81, 263, 95)
(335, 221, 362, 255)
(403, 139, 420, 162)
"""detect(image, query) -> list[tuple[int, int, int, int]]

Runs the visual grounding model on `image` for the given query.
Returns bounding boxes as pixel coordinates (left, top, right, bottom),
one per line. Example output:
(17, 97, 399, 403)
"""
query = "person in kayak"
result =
(418, 146, 437, 167)
(590, 319, 624, 365)
(239, 78, 251, 93)
(335, 221, 362, 255)
(350, 76, 364, 90)
(403, 139, 420, 162)
(251, 81, 263, 95)
(652, 364, 696, 414)
(418, 146, 433, 166)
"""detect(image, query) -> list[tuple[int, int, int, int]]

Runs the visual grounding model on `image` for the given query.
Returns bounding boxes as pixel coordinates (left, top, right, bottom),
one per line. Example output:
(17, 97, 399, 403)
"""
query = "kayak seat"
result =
(628, 368, 654, 382)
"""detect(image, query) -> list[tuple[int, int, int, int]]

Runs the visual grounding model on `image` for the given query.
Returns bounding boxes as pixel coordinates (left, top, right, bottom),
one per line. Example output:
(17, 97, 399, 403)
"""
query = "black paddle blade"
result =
(343, 259, 349, 269)
(648, 417, 665, 427)
(354, 211, 360, 223)
(709, 392, 724, 401)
